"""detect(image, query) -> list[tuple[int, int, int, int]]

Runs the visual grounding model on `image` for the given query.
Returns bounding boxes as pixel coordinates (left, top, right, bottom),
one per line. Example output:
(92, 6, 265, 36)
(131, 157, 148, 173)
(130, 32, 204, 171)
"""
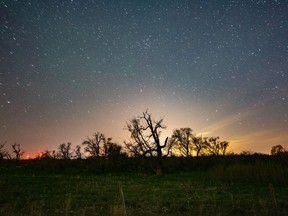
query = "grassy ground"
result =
(1, 168, 288, 216)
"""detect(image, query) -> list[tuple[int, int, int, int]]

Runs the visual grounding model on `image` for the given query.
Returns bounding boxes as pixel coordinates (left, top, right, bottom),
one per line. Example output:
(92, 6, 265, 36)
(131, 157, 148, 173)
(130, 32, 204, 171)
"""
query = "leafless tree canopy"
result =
(192, 136, 205, 157)
(57, 142, 73, 159)
(11, 143, 24, 160)
(1, 111, 231, 162)
(202, 137, 229, 156)
(82, 132, 105, 158)
(169, 128, 229, 157)
(125, 110, 170, 158)
(171, 128, 194, 157)
(82, 132, 121, 158)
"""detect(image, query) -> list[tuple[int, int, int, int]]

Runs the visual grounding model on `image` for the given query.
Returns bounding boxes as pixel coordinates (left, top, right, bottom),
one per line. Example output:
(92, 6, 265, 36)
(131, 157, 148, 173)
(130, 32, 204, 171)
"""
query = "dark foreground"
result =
(0, 156, 288, 215)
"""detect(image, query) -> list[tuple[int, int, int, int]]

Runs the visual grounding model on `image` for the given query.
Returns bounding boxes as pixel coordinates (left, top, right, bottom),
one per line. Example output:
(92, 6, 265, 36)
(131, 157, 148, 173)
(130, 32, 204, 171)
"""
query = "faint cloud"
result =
(230, 128, 288, 154)
(200, 107, 255, 136)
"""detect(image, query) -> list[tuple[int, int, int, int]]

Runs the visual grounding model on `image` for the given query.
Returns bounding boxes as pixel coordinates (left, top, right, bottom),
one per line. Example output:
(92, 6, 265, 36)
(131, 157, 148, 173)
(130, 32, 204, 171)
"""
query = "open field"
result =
(1, 157, 288, 215)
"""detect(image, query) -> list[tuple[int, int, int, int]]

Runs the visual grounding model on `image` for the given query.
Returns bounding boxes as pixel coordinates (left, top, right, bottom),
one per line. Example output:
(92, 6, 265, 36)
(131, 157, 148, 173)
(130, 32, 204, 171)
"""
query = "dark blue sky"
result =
(1, 0, 288, 156)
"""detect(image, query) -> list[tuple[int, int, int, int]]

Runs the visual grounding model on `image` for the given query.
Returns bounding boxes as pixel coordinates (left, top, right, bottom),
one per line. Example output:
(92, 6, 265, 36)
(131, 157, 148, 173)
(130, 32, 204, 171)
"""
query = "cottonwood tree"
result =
(170, 129, 207, 157)
(202, 137, 229, 156)
(171, 128, 194, 157)
(82, 132, 104, 158)
(11, 143, 24, 160)
(57, 142, 73, 159)
(125, 110, 172, 174)
(82, 132, 118, 158)
(192, 136, 205, 157)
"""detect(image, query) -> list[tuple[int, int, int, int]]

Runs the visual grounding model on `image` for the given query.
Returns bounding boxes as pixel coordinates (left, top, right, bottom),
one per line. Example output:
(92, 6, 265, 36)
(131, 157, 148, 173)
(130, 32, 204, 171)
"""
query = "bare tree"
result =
(171, 128, 194, 157)
(170, 129, 207, 157)
(82, 132, 115, 158)
(82, 132, 122, 159)
(57, 142, 72, 159)
(82, 132, 104, 158)
(202, 137, 229, 156)
(0, 141, 11, 159)
(74, 145, 82, 159)
(125, 110, 172, 174)
(125, 110, 170, 158)
(11, 143, 24, 160)
(192, 136, 204, 157)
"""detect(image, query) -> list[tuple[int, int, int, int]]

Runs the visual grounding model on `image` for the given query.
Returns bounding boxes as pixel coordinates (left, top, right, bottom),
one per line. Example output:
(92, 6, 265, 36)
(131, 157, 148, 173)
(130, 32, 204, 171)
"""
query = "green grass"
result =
(1, 170, 288, 216)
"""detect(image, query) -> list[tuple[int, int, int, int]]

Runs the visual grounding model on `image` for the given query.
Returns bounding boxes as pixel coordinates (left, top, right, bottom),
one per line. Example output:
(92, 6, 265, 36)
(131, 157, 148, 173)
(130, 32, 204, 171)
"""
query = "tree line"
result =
(1, 110, 287, 162)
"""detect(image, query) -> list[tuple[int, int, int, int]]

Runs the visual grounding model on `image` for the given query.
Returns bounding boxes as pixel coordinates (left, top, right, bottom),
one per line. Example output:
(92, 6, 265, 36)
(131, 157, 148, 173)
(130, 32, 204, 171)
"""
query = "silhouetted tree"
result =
(74, 145, 82, 159)
(102, 136, 113, 158)
(11, 143, 24, 160)
(125, 110, 170, 158)
(125, 110, 172, 174)
(40, 149, 57, 159)
(170, 129, 207, 157)
(82, 132, 104, 158)
(82, 132, 116, 158)
(192, 136, 205, 157)
(164, 137, 177, 156)
(57, 142, 72, 159)
(202, 137, 229, 156)
(0, 141, 11, 160)
(171, 128, 194, 157)
(240, 150, 254, 156)
(106, 142, 123, 159)
(271, 145, 287, 155)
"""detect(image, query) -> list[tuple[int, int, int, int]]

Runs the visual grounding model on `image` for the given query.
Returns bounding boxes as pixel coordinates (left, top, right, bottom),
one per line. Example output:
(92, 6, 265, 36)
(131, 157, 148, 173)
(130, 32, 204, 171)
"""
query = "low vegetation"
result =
(1, 155, 288, 216)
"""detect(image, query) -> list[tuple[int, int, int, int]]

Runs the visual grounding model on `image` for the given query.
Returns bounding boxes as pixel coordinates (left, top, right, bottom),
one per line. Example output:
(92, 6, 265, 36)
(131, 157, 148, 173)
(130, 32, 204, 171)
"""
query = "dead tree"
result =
(125, 110, 171, 174)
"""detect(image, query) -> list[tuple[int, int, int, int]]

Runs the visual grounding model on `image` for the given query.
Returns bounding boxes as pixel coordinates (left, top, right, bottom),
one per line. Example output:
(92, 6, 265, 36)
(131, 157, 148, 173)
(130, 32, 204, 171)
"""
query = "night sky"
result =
(1, 0, 288, 156)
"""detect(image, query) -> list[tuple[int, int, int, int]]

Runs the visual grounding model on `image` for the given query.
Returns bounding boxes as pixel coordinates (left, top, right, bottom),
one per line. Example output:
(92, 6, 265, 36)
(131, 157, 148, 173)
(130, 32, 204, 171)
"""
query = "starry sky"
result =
(1, 0, 288, 156)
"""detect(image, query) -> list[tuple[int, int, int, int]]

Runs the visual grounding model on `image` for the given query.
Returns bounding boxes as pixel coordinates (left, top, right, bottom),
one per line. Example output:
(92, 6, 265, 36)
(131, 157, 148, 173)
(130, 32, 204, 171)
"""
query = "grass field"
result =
(1, 164, 288, 216)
